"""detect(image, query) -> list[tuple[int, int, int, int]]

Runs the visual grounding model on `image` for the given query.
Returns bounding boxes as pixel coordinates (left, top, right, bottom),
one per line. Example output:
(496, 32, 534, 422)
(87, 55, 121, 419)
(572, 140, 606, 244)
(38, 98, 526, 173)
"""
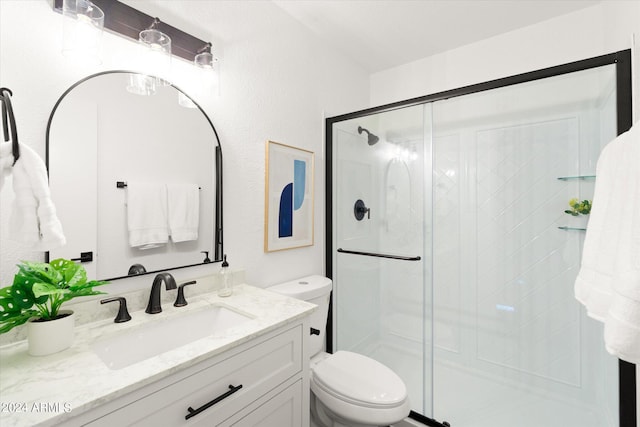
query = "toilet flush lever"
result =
(310, 328, 320, 336)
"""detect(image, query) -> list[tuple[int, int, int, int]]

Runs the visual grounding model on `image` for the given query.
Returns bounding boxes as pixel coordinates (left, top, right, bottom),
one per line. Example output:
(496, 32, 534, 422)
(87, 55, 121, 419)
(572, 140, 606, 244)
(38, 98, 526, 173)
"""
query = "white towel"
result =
(603, 125, 640, 362)
(575, 125, 640, 363)
(574, 137, 623, 320)
(167, 183, 199, 242)
(126, 182, 168, 249)
(8, 143, 66, 250)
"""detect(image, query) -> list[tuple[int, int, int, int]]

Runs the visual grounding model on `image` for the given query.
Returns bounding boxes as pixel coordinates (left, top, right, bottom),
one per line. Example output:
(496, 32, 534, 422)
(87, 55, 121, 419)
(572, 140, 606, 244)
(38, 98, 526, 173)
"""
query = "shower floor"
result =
(370, 342, 614, 427)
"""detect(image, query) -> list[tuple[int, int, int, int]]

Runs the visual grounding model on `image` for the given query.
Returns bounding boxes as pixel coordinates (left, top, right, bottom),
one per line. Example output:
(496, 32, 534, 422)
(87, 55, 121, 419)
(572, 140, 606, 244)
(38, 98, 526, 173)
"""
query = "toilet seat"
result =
(311, 351, 408, 408)
(310, 351, 410, 425)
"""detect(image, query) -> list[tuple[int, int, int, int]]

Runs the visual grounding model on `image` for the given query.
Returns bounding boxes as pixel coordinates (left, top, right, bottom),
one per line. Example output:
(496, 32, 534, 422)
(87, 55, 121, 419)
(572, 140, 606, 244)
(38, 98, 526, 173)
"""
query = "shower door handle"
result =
(337, 248, 421, 261)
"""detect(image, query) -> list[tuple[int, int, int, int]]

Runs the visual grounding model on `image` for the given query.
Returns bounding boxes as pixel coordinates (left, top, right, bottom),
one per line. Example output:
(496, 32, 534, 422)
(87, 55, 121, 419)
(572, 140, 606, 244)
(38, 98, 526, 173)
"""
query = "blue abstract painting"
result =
(279, 183, 293, 237)
(266, 141, 314, 251)
(278, 160, 307, 237)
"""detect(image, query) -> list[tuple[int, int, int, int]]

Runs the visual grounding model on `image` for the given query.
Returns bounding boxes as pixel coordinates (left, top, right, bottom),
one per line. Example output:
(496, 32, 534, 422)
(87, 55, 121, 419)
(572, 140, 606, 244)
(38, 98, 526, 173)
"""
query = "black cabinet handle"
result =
(185, 384, 243, 420)
(310, 328, 320, 336)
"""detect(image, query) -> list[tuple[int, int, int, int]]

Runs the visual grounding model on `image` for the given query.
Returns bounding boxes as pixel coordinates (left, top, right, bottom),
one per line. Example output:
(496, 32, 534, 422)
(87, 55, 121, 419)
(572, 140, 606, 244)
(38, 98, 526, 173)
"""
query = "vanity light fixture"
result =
(194, 43, 217, 70)
(61, 0, 104, 64)
(139, 18, 172, 86)
(53, 0, 217, 71)
(176, 42, 220, 107)
(195, 42, 221, 96)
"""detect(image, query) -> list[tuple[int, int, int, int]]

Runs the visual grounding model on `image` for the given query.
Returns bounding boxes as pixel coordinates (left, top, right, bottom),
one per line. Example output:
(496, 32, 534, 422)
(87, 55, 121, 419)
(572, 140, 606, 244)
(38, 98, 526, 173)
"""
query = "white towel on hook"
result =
(167, 182, 200, 243)
(575, 125, 640, 363)
(126, 182, 169, 249)
(8, 143, 66, 250)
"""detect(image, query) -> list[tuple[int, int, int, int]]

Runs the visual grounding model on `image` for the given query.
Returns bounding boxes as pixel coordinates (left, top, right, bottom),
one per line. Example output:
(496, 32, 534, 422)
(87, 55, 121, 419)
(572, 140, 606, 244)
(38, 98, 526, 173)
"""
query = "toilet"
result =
(268, 275, 410, 427)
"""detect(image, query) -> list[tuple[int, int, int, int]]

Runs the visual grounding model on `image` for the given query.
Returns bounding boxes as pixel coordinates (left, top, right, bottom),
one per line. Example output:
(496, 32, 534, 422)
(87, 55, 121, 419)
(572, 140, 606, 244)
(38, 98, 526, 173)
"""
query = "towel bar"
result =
(116, 181, 201, 190)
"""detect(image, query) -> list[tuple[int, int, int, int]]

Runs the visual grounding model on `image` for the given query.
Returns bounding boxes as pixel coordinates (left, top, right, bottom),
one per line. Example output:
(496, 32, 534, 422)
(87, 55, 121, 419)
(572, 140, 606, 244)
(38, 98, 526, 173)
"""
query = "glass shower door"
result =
(329, 56, 625, 427)
(331, 104, 432, 415)
(430, 64, 619, 427)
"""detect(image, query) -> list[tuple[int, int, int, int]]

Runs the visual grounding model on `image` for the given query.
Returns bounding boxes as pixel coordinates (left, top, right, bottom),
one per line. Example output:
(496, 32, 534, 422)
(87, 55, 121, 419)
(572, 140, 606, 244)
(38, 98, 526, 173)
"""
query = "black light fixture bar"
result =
(53, 0, 211, 62)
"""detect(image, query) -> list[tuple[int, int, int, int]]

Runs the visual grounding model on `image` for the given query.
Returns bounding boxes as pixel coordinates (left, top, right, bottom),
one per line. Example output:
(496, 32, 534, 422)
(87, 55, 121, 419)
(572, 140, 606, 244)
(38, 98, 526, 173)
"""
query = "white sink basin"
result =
(92, 305, 255, 370)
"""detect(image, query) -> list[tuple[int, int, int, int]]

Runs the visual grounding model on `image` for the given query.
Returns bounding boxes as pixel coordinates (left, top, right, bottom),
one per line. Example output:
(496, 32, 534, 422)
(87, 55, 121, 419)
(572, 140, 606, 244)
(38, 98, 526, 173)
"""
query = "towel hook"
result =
(0, 87, 19, 165)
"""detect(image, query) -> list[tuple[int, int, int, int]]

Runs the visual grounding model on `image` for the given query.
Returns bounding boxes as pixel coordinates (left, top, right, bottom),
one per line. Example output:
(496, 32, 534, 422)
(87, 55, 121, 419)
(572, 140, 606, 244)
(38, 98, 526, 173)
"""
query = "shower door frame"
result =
(325, 49, 634, 427)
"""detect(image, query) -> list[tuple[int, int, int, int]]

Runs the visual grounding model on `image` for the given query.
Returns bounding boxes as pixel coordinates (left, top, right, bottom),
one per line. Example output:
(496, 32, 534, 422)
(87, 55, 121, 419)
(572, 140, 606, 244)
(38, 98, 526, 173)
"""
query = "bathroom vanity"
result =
(0, 284, 315, 427)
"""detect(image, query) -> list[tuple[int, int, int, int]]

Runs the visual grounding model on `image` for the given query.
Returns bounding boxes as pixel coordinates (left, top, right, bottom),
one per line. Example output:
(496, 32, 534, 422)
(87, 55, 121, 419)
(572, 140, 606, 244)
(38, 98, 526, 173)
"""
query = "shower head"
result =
(358, 126, 379, 146)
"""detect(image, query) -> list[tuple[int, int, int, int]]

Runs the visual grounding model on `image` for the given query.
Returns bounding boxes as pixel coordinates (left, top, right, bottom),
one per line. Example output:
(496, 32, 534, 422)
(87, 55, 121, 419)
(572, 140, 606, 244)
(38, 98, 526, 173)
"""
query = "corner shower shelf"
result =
(556, 175, 596, 181)
(558, 226, 587, 231)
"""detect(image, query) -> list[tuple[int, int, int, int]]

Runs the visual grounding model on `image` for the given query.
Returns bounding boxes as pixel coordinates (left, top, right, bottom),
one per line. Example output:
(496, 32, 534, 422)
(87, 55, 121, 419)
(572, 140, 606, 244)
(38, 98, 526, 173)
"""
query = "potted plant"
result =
(564, 198, 592, 228)
(0, 258, 107, 356)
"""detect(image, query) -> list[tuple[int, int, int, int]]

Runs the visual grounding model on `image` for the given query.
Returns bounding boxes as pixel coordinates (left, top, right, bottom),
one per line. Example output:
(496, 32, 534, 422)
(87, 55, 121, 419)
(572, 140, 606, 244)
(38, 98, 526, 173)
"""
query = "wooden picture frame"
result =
(264, 141, 314, 252)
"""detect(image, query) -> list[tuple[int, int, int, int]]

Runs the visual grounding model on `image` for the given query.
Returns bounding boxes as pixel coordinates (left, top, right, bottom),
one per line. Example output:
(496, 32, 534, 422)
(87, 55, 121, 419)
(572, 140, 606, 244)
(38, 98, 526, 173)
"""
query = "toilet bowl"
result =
(268, 276, 410, 427)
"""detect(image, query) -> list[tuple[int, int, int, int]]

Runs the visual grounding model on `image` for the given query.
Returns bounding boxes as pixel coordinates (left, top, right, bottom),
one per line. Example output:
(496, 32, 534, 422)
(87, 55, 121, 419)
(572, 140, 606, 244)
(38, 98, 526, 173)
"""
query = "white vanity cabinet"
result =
(219, 380, 302, 426)
(67, 323, 308, 427)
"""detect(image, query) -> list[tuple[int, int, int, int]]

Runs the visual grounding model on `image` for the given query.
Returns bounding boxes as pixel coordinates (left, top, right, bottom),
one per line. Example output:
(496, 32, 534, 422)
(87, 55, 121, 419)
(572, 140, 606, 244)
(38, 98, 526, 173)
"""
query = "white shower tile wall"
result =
(428, 82, 618, 426)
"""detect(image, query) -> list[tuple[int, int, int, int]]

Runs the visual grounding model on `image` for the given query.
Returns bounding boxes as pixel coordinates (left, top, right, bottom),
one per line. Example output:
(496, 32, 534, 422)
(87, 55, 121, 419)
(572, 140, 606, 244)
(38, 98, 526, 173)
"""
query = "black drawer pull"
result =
(185, 384, 243, 420)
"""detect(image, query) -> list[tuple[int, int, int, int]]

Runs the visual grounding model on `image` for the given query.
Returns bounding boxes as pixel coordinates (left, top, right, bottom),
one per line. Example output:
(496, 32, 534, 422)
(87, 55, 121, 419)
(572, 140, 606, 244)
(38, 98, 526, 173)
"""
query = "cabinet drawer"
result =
(86, 325, 302, 426)
(221, 379, 302, 427)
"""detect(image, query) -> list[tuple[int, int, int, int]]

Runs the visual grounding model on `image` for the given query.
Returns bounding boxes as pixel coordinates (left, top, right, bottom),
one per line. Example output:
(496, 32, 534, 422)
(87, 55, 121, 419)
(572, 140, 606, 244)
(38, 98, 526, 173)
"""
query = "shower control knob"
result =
(354, 199, 370, 221)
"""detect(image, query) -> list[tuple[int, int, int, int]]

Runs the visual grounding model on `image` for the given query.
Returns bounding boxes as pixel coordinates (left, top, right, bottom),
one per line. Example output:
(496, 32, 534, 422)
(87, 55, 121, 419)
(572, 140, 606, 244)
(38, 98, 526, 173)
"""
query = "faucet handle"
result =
(101, 297, 132, 323)
(174, 281, 197, 307)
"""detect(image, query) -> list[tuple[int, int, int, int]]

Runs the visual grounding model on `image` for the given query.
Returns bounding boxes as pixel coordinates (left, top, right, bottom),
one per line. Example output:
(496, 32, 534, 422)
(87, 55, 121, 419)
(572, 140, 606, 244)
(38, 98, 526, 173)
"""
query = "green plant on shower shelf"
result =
(564, 198, 592, 216)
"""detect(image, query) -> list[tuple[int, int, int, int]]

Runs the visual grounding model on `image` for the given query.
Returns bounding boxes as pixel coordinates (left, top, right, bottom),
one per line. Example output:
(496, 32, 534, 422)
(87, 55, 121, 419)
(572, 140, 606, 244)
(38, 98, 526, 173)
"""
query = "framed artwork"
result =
(264, 141, 314, 252)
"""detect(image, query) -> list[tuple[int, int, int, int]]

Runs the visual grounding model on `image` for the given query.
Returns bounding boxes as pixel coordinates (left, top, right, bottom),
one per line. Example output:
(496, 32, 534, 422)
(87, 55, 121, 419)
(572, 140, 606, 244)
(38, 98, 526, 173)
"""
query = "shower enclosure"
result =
(326, 51, 634, 427)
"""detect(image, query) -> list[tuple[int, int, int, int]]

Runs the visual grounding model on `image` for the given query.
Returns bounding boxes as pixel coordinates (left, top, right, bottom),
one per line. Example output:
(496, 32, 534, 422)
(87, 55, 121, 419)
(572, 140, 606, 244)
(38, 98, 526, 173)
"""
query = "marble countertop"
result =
(0, 284, 316, 427)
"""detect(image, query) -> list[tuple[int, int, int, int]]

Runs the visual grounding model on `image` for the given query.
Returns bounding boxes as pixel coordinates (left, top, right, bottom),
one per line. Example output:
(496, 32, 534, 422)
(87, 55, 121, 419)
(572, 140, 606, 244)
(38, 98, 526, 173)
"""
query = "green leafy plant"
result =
(564, 198, 592, 216)
(0, 259, 107, 334)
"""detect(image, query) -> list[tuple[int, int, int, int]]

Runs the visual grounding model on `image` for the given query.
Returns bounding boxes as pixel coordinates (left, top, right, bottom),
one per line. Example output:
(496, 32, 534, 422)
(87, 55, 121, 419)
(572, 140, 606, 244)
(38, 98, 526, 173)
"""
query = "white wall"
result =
(0, 1, 369, 288)
(370, 1, 639, 122)
(369, 0, 639, 417)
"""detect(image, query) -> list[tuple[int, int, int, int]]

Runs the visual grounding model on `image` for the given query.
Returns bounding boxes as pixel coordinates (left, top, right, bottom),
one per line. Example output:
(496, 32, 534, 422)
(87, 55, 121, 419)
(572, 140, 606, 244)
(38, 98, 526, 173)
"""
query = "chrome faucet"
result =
(146, 273, 177, 314)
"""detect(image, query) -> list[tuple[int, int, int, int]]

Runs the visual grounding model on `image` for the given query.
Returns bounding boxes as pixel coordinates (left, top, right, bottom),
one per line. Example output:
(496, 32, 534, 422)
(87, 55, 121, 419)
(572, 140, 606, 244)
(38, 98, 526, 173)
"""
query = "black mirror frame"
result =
(45, 70, 223, 281)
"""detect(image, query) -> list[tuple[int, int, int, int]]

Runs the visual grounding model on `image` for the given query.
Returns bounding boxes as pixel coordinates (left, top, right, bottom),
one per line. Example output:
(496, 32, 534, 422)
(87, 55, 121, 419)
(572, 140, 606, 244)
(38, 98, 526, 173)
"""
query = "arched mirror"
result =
(46, 71, 222, 281)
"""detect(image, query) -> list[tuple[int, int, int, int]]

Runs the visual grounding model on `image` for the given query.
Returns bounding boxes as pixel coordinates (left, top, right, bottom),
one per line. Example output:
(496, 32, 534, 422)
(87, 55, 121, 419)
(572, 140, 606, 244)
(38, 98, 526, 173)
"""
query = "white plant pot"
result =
(27, 310, 75, 356)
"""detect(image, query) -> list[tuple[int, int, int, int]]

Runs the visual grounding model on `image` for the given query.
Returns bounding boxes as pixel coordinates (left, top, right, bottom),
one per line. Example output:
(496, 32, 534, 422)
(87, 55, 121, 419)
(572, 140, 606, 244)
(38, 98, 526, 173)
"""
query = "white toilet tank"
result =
(267, 275, 332, 357)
